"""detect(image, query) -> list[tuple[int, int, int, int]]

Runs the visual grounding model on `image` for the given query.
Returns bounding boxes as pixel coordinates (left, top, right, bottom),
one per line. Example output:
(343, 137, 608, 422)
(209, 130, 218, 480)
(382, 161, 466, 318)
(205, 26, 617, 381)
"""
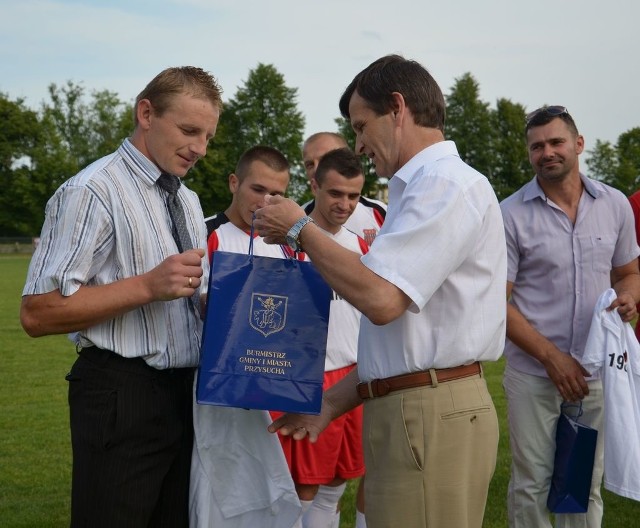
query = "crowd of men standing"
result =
(20, 55, 640, 528)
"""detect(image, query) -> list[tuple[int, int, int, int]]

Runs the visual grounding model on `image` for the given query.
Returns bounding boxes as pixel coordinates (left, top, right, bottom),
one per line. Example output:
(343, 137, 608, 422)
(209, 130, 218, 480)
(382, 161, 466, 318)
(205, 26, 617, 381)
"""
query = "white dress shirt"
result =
(358, 141, 507, 381)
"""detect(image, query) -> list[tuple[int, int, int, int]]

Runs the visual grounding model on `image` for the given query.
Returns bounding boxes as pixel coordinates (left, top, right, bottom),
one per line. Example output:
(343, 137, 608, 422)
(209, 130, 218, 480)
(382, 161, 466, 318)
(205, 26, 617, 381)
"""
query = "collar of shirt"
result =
(119, 138, 162, 187)
(387, 140, 460, 220)
(393, 140, 460, 185)
(523, 172, 600, 203)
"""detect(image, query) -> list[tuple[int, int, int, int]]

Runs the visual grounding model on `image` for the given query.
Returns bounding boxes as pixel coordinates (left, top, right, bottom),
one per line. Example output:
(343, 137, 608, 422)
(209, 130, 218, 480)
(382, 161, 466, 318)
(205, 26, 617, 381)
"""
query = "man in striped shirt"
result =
(20, 66, 222, 528)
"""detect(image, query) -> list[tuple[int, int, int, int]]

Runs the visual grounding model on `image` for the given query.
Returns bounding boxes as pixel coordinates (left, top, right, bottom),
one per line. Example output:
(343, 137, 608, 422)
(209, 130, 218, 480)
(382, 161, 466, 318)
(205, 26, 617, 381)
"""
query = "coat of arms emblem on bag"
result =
(250, 293, 288, 336)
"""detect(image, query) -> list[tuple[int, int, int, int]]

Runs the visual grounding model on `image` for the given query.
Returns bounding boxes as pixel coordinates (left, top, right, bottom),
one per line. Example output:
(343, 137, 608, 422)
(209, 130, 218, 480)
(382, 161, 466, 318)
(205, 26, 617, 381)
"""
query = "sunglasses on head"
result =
(525, 105, 569, 125)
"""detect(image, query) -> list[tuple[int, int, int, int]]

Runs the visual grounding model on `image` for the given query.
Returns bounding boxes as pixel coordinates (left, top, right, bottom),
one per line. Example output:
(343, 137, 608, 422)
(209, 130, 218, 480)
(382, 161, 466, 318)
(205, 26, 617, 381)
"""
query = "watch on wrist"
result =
(286, 216, 315, 252)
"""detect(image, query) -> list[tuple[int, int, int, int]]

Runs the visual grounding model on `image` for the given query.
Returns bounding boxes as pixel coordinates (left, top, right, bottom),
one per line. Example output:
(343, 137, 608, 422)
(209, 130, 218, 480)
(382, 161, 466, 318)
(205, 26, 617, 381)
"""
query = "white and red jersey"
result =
(205, 212, 292, 260)
(304, 196, 386, 246)
(298, 226, 369, 371)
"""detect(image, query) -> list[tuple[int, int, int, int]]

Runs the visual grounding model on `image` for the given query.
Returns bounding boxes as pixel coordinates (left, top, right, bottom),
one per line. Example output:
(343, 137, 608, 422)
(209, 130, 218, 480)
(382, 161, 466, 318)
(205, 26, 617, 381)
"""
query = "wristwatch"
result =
(286, 216, 315, 252)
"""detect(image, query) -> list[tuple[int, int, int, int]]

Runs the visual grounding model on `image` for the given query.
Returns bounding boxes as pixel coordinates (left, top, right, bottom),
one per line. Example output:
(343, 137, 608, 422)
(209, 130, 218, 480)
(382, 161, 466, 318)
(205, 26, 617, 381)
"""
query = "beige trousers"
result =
(362, 373, 499, 528)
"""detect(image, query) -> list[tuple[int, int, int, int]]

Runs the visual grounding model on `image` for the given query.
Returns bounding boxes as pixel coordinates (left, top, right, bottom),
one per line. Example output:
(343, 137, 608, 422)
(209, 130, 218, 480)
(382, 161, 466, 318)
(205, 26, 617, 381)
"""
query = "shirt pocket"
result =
(584, 235, 616, 273)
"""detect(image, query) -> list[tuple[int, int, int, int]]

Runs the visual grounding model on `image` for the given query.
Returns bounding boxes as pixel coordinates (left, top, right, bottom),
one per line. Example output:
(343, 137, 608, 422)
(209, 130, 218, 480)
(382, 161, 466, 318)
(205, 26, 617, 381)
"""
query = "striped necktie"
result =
(156, 173, 193, 253)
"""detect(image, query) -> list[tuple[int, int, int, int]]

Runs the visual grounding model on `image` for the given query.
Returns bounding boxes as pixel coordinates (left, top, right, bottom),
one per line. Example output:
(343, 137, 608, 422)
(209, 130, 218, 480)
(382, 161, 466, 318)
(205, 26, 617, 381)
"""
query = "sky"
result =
(1, 0, 639, 169)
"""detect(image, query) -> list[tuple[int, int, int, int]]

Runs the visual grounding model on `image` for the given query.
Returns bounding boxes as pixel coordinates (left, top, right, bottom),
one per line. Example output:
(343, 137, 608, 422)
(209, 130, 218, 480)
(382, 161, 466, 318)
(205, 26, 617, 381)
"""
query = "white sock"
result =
(356, 509, 367, 528)
(303, 483, 346, 528)
(292, 500, 313, 528)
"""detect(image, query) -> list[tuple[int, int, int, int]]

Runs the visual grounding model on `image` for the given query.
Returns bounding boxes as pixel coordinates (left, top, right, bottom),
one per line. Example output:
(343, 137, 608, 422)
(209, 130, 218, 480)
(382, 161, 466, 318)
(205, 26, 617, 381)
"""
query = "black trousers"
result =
(66, 347, 194, 528)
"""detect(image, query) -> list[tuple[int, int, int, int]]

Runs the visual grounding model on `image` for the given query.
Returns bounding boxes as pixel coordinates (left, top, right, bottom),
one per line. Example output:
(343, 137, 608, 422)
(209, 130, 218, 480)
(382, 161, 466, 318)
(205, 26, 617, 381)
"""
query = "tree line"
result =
(1, 64, 639, 237)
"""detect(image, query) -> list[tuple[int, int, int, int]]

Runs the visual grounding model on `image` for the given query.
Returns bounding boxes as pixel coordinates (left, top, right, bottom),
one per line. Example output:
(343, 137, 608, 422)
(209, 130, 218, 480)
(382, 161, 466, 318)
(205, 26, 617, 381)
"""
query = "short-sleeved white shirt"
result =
(358, 141, 507, 381)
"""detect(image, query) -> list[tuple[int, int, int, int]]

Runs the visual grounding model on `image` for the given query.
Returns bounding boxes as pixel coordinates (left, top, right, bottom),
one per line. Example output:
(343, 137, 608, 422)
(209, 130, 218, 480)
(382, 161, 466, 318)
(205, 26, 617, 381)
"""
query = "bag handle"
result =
(250, 215, 294, 260)
(249, 218, 256, 258)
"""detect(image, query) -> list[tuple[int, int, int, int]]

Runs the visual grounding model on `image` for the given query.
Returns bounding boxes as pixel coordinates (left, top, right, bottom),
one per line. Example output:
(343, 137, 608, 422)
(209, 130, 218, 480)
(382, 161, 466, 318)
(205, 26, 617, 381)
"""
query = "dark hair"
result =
(235, 145, 290, 181)
(525, 107, 579, 137)
(134, 66, 223, 125)
(315, 148, 363, 185)
(338, 54, 445, 132)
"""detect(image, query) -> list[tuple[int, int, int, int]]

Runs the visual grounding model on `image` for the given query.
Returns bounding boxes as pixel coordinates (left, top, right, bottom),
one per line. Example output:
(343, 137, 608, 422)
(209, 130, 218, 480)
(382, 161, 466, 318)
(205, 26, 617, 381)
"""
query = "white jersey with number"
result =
(581, 288, 640, 501)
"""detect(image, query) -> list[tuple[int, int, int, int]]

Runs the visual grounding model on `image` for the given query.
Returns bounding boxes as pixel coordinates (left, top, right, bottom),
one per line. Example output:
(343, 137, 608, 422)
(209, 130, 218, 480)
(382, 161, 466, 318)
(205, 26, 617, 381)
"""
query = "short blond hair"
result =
(134, 66, 223, 125)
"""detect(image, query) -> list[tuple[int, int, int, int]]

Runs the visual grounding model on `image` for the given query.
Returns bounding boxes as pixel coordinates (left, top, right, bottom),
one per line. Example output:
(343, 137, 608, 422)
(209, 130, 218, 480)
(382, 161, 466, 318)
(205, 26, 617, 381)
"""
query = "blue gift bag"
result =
(547, 401, 598, 513)
(196, 241, 331, 414)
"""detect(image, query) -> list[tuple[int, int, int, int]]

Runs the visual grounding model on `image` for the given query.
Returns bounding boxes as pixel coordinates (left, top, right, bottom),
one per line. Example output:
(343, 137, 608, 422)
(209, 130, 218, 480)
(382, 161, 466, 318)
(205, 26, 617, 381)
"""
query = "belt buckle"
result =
(373, 378, 391, 397)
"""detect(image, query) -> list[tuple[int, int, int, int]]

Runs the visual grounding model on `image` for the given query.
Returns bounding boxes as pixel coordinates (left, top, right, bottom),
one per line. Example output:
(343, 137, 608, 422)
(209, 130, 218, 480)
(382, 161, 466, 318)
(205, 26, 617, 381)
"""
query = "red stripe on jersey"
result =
(373, 209, 385, 228)
(207, 231, 220, 263)
(357, 236, 370, 255)
(280, 245, 307, 260)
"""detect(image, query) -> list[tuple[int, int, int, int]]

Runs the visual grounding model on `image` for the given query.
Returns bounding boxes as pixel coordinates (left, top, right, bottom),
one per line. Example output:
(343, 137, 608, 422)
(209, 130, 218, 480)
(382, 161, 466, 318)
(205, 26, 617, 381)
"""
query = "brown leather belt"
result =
(357, 361, 481, 400)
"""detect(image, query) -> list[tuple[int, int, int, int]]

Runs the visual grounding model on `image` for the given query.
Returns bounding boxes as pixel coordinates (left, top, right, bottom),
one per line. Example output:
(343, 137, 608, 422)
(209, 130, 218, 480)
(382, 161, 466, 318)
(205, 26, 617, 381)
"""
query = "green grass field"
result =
(1, 254, 639, 527)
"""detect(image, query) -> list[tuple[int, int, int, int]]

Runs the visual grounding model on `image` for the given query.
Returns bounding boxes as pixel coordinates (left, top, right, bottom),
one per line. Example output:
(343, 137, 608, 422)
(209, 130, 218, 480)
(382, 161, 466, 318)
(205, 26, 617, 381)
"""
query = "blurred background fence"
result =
(0, 237, 37, 254)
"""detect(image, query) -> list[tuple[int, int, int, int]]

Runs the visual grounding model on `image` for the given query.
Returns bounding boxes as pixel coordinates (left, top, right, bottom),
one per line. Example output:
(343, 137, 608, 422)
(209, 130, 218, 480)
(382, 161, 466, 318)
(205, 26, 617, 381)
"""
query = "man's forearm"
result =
(20, 278, 154, 337)
(506, 303, 559, 365)
(299, 223, 410, 325)
(613, 273, 640, 303)
(322, 367, 364, 419)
